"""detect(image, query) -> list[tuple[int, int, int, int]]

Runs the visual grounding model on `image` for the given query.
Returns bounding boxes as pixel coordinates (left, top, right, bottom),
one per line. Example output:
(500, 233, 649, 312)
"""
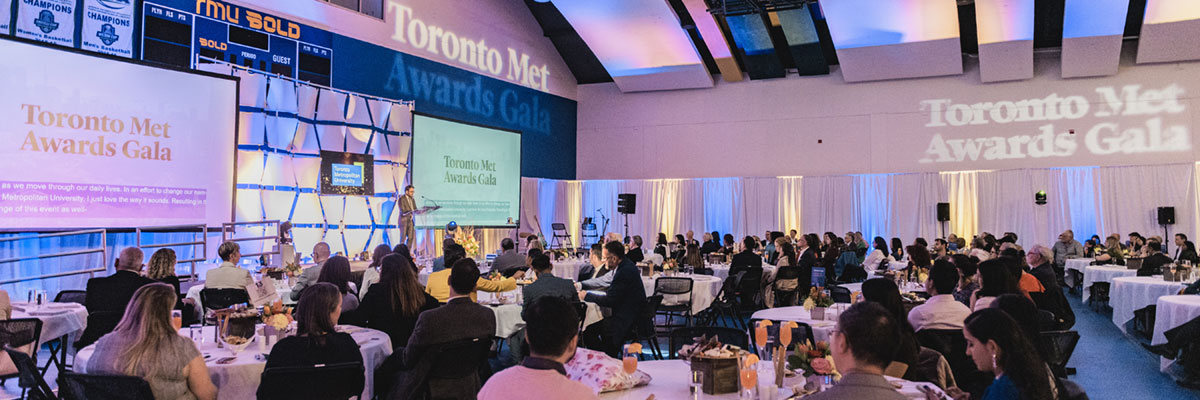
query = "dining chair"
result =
(259, 361, 365, 400)
(422, 336, 493, 399)
(915, 329, 990, 397)
(59, 372, 155, 400)
(6, 348, 56, 400)
(53, 290, 86, 305)
(829, 285, 852, 303)
(653, 277, 695, 330)
(0, 317, 43, 392)
(1041, 330, 1080, 378)
(199, 288, 251, 324)
(627, 295, 664, 360)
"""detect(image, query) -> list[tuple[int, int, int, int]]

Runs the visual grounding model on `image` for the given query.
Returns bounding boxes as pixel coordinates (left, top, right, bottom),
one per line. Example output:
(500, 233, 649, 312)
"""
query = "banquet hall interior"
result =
(4, 0, 1200, 399)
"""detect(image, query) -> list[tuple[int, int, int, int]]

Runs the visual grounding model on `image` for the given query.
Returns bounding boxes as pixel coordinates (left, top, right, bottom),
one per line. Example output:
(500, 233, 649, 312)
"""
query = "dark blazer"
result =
(357, 288, 439, 348)
(584, 257, 646, 353)
(259, 333, 365, 399)
(1030, 262, 1058, 291)
(700, 241, 721, 255)
(627, 248, 645, 263)
(85, 270, 155, 315)
(393, 297, 496, 399)
(491, 250, 526, 275)
(522, 274, 576, 312)
(729, 250, 763, 277)
(1177, 247, 1199, 264)
(1142, 253, 1174, 277)
(796, 248, 817, 289)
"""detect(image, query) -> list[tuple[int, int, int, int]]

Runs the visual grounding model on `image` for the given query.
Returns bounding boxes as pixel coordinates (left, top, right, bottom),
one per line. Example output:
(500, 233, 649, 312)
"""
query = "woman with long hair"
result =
(972, 259, 1024, 311)
(392, 244, 417, 270)
(360, 244, 394, 300)
(1095, 235, 1125, 265)
(950, 254, 980, 306)
(317, 256, 360, 314)
(864, 236, 895, 271)
(654, 233, 669, 260)
(954, 308, 1055, 400)
(861, 279, 921, 380)
(683, 243, 705, 273)
(87, 283, 217, 400)
(775, 239, 797, 267)
(260, 283, 363, 398)
(145, 248, 195, 325)
(891, 237, 905, 261)
(907, 245, 933, 270)
(357, 254, 438, 347)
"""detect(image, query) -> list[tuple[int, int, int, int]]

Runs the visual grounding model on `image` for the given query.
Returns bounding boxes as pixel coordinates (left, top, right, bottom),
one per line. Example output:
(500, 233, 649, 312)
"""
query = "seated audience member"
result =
(998, 254, 1044, 295)
(81, 247, 155, 347)
(259, 283, 364, 399)
(146, 248, 197, 325)
(527, 234, 545, 253)
(398, 259, 497, 398)
(806, 302, 907, 400)
(509, 254, 579, 365)
(943, 309, 1055, 400)
(864, 237, 896, 271)
(861, 279, 921, 380)
(88, 283, 217, 400)
(578, 244, 607, 287)
(205, 241, 253, 289)
(392, 243, 415, 265)
(730, 236, 764, 277)
(291, 242, 332, 301)
(908, 260, 971, 331)
(1140, 239, 1173, 277)
(1145, 315, 1200, 361)
(907, 245, 934, 270)
(491, 238, 526, 276)
(627, 235, 645, 263)
(1024, 245, 1076, 330)
(1095, 235, 1125, 265)
(358, 254, 439, 347)
(683, 243, 705, 273)
(579, 241, 647, 357)
(671, 234, 688, 261)
(653, 233, 669, 261)
(425, 246, 522, 303)
(971, 259, 1024, 311)
(989, 294, 1053, 355)
(1025, 245, 1057, 292)
(933, 239, 950, 260)
(0, 289, 9, 320)
(360, 244, 394, 300)
(950, 254, 979, 307)
(891, 238, 906, 261)
(479, 297, 598, 400)
(701, 232, 722, 254)
(430, 239, 457, 272)
(318, 256, 360, 314)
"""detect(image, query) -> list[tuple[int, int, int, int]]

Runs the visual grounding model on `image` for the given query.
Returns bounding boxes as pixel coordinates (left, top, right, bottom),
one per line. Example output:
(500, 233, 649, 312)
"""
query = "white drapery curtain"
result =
(516, 163, 1200, 250)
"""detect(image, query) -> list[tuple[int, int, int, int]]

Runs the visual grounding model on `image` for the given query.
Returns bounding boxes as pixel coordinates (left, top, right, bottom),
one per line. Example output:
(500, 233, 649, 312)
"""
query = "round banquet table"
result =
(186, 278, 294, 308)
(1152, 295, 1200, 371)
(710, 263, 778, 282)
(12, 302, 88, 346)
(596, 359, 945, 399)
(643, 274, 724, 315)
(750, 305, 851, 343)
(552, 260, 584, 281)
(476, 290, 604, 338)
(1109, 276, 1189, 334)
(1081, 265, 1136, 302)
(75, 324, 392, 399)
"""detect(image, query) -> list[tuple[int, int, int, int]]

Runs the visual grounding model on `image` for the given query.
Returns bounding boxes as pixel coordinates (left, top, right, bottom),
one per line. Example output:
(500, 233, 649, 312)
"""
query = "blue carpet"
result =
(1067, 291, 1200, 399)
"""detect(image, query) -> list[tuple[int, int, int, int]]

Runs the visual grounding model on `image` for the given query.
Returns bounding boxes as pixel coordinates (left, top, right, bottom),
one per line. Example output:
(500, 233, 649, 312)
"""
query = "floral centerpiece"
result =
(788, 340, 839, 391)
(261, 299, 294, 342)
(802, 287, 835, 320)
(283, 261, 303, 277)
(454, 230, 481, 259)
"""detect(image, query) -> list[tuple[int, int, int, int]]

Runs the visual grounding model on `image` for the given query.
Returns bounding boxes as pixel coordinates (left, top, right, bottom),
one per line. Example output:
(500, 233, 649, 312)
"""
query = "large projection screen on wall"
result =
(0, 38, 239, 229)
(411, 113, 521, 228)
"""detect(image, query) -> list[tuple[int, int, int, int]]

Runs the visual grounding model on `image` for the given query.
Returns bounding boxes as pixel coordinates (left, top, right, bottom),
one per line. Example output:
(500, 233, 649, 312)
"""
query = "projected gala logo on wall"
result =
(17, 104, 176, 160)
(918, 84, 1191, 164)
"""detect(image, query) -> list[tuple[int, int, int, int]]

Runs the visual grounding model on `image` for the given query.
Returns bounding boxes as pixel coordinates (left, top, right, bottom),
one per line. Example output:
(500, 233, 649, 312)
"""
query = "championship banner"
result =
(1, 0, 13, 34)
(14, 0, 75, 47)
(81, 0, 134, 58)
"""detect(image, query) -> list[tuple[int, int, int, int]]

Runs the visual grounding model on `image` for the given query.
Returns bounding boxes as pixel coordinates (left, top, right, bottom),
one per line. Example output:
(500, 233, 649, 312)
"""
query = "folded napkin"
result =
(565, 348, 652, 393)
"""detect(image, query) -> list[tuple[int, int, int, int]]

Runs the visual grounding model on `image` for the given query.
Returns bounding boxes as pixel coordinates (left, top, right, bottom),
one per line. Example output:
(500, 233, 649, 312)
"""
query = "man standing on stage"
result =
(400, 185, 416, 249)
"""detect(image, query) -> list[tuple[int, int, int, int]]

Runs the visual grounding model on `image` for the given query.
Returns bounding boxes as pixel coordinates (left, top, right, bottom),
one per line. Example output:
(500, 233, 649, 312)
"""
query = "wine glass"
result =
(739, 354, 759, 399)
(622, 344, 639, 374)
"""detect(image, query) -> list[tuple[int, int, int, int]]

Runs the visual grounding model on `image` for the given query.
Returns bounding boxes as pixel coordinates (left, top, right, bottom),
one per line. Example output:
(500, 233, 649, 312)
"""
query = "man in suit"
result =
(1175, 234, 1199, 264)
(579, 241, 646, 357)
(507, 253, 577, 365)
(80, 247, 155, 347)
(397, 258, 497, 398)
(205, 241, 253, 289)
(491, 238, 526, 276)
(729, 236, 763, 278)
(807, 302, 907, 400)
(1140, 239, 1174, 277)
(290, 242, 331, 301)
(399, 185, 417, 249)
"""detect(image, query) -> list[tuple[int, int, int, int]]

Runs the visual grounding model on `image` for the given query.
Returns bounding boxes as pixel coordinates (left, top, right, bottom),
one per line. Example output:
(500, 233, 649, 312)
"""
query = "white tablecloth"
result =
(597, 359, 943, 399)
(75, 324, 392, 399)
(476, 290, 604, 338)
(418, 268, 432, 286)
(186, 279, 295, 309)
(750, 305, 850, 343)
(1110, 276, 1188, 334)
(710, 263, 778, 282)
(1152, 295, 1200, 371)
(1064, 258, 1092, 287)
(1082, 265, 1137, 302)
(552, 260, 585, 280)
(643, 274, 724, 315)
(11, 302, 88, 347)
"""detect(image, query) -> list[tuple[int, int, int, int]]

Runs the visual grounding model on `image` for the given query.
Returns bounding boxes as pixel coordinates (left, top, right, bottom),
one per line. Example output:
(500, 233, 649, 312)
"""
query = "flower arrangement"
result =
(788, 340, 838, 377)
(262, 299, 293, 330)
(283, 261, 303, 277)
(662, 258, 678, 271)
(454, 230, 481, 259)
(802, 287, 834, 311)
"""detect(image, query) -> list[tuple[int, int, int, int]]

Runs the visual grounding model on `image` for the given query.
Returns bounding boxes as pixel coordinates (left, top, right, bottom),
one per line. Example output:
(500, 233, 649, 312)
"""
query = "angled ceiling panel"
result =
(820, 0, 963, 82)
(553, 0, 715, 92)
(727, 13, 787, 80)
(776, 6, 830, 76)
(975, 0, 1034, 82)
(681, 0, 743, 82)
(1137, 0, 1200, 63)
(1061, 0, 1129, 78)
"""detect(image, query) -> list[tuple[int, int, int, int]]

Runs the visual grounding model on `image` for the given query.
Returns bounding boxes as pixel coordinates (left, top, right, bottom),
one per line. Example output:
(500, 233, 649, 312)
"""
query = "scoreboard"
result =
(141, 0, 333, 85)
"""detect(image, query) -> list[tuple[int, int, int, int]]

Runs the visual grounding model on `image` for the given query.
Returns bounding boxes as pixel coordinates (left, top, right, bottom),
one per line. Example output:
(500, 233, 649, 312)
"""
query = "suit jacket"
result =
(394, 297, 496, 399)
(627, 248, 644, 263)
(1030, 262, 1058, 291)
(399, 195, 416, 217)
(729, 250, 763, 277)
(796, 248, 817, 288)
(804, 373, 907, 400)
(290, 261, 325, 301)
(491, 250, 526, 275)
(205, 262, 253, 290)
(1141, 253, 1174, 277)
(80, 270, 156, 347)
(584, 258, 646, 345)
(522, 275, 576, 312)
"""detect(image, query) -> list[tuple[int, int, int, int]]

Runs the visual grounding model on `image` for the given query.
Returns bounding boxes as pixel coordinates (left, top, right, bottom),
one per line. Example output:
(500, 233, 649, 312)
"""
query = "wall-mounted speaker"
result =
(1159, 207, 1176, 225)
(937, 203, 950, 222)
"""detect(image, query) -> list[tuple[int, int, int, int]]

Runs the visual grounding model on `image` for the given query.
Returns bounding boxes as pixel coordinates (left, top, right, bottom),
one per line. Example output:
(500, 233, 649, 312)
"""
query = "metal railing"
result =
(0, 229, 108, 285)
(221, 220, 281, 259)
(136, 224, 208, 281)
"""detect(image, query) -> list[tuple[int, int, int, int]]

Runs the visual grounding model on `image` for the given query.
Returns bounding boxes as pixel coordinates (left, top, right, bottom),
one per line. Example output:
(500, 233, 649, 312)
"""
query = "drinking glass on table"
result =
(739, 354, 759, 400)
(171, 310, 183, 331)
(622, 344, 639, 374)
(690, 370, 704, 399)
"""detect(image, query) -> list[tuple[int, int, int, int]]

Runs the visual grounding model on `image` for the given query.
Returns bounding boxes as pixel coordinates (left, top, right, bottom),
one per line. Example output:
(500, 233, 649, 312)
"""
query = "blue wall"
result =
(332, 36, 577, 180)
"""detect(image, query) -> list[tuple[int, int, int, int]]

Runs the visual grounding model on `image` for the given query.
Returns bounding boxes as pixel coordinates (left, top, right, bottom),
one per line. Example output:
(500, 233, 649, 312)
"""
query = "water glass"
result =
(689, 370, 704, 399)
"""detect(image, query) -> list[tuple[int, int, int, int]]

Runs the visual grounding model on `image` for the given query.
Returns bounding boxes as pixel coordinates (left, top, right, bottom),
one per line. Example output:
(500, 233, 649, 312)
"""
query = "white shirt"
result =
(863, 249, 896, 271)
(908, 294, 972, 331)
(973, 296, 997, 311)
(359, 266, 380, 300)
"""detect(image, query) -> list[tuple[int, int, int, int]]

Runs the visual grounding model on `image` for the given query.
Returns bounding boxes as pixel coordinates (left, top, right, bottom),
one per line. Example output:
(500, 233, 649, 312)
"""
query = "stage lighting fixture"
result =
(1035, 190, 1047, 205)
(447, 221, 458, 231)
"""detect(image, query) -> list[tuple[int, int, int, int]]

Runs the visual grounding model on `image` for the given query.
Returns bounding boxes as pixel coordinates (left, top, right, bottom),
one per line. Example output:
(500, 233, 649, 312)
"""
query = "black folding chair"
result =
(199, 288, 251, 324)
(0, 317, 43, 392)
(423, 337, 493, 399)
(829, 285, 852, 303)
(667, 327, 748, 359)
(6, 349, 56, 400)
(628, 295, 664, 360)
(259, 361, 365, 400)
(53, 290, 86, 305)
(1066, 269, 1085, 296)
(1133, 305, 1157, 340)
(772, 267, 804, 307)
(654, 277, 695, 329)
(916, 329, 991, 398)
(1041, 330, 1081, 378)
(1087, 282, 1111, 311)
(59, 372, 154, 400)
